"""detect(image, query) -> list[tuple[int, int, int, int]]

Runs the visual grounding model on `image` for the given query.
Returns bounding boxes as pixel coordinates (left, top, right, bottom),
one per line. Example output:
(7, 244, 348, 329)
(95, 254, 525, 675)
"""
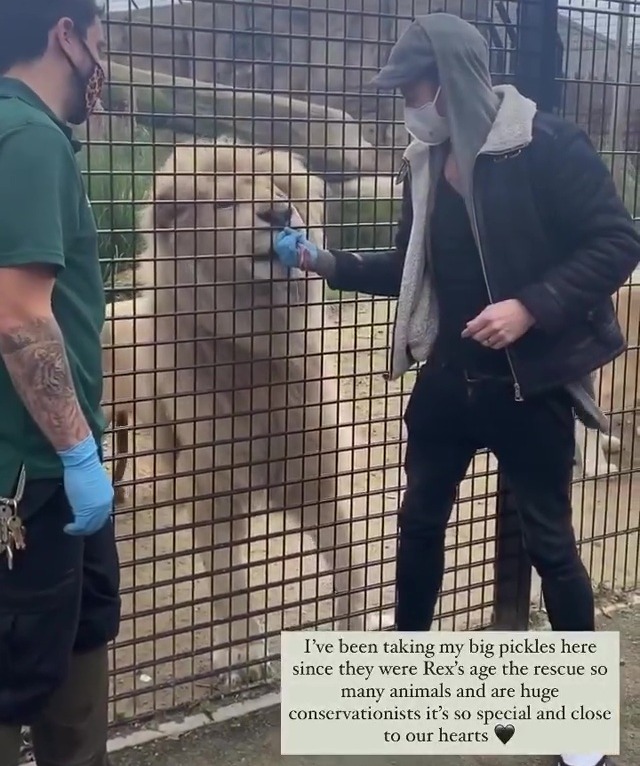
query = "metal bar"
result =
(493, 472, 532, 630)
(492, 0, 563, 631)
(82, 0, 640, 729)
(516, 0, 561, 112)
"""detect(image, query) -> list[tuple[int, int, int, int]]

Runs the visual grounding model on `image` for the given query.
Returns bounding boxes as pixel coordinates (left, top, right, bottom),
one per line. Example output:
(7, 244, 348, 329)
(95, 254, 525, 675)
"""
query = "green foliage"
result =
(79, 120, 155, 287)
(324, 195, 401, 301)
(326, 197, 400, 252)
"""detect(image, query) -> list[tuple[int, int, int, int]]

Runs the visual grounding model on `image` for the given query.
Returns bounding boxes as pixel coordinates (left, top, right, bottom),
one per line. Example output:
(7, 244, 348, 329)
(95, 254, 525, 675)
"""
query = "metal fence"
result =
(92, 0, 640, 730)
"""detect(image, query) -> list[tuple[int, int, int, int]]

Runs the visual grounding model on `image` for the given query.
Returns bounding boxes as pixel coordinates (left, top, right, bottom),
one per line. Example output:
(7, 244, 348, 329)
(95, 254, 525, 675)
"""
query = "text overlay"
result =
(280, 631, 620, 755)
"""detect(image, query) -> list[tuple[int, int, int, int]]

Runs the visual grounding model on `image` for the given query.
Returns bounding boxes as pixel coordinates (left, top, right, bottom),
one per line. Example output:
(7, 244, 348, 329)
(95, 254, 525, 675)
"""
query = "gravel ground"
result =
(109, 606, 640, 766)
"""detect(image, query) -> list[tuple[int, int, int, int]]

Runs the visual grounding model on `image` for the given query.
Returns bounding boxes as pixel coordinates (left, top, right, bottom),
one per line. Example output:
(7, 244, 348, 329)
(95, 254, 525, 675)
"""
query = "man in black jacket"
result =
(275, 14, 639, 766)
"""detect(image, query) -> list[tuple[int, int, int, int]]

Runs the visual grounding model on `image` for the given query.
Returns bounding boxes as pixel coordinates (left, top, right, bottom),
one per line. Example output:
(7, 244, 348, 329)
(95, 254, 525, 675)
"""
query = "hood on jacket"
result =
(370, 13, 501, 197)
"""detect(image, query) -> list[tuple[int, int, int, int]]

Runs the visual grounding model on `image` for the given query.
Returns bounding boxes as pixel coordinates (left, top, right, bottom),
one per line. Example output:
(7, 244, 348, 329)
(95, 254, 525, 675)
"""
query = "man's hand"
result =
(462, 299, 535, 350)
(273, 227, 319, 271)
(59, 435, 114, 536)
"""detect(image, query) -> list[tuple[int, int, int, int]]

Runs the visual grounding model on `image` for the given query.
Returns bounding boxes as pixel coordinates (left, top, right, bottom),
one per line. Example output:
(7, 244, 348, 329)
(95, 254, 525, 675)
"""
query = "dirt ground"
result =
(102, 298, 640, 726)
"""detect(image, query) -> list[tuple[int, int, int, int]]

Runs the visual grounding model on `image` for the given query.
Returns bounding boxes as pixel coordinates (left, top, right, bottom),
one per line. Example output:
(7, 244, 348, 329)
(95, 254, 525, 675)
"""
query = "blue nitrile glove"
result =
(274, 227, 319, 270)
(58, 434, 114, 536)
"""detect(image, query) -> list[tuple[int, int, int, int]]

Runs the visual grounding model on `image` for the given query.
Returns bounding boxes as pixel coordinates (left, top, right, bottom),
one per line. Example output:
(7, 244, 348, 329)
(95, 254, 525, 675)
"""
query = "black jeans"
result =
(396, 361, 594, 632)
(0, 480, 120, 727)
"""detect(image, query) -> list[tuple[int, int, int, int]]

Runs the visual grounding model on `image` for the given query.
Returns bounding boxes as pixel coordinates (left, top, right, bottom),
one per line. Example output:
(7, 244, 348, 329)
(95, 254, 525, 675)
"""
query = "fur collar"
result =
(388, 84, 539, 382)
(402, 84, 537, 165)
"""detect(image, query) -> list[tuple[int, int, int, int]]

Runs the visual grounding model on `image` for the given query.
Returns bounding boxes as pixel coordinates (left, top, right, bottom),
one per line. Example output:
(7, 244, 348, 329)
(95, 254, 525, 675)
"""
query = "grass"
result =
(79, 120, 155, 288)
(326, 197, 401, 253)
(324, 196, 401, 301)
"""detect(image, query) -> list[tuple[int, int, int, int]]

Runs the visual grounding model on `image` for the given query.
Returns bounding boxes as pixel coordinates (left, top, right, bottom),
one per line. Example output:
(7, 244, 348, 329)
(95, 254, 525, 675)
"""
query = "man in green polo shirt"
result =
(0, 2, 120, 764)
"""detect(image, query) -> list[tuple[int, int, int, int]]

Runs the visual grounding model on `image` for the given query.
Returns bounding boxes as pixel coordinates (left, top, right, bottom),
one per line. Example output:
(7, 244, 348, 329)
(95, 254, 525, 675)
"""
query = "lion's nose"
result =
(258, 206, 293, 229)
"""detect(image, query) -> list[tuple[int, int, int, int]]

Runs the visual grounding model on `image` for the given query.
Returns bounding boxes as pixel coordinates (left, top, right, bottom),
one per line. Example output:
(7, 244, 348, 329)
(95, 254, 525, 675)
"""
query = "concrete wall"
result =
(105, 0, 640, 158)
(556, 14, 640, 156)
(107, 0, 490, 146)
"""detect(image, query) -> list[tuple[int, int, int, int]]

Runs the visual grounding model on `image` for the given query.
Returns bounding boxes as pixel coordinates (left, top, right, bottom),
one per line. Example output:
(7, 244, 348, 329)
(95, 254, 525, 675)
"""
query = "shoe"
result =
(558, 758, 614, 766)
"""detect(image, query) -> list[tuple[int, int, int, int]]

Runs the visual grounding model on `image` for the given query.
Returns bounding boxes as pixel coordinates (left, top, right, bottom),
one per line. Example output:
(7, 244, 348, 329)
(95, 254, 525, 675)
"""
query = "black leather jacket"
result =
(327, 113, 640, 398)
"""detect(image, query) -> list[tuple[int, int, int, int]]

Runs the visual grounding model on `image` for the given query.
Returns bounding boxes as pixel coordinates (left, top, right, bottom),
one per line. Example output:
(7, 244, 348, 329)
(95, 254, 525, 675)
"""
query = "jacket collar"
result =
(402, 84, 537, 165)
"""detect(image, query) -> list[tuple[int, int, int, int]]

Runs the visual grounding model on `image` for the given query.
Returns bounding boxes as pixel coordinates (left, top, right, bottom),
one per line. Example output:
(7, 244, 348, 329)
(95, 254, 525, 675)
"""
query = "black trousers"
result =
(395, 361, 595, 632)
(0, 480, 120, 727)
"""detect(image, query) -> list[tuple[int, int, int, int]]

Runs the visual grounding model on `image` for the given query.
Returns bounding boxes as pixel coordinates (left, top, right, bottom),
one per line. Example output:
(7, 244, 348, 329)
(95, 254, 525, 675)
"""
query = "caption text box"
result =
(280, 631, 620, 756)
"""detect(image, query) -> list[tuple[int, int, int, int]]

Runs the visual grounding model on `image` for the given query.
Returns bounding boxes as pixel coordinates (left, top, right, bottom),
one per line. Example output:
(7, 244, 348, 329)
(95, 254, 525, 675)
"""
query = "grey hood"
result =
(386, 18, 539, 385)
(413, 13, 518, 198)
(392, 77, 539, 384)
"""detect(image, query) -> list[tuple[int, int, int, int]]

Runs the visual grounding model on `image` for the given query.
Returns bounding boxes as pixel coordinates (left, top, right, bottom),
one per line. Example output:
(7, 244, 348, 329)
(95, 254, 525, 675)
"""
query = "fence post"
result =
(492, 0, 560, 630)
(493, 472, 532, 630)
(515, 0, 561, 112)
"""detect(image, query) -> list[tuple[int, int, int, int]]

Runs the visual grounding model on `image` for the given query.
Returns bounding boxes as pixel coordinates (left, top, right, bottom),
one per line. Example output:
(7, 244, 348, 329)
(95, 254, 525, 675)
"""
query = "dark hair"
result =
(0, 1, 102, 74)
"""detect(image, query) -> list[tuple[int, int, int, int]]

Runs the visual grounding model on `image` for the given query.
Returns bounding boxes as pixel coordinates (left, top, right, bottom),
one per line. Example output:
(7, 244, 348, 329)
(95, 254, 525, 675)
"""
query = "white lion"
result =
(120, 143, 381, 682)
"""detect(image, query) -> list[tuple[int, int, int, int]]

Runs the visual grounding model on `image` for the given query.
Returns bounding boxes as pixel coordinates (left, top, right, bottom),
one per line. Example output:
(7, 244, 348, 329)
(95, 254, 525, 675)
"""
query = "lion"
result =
(102, 298, 142, 504)
(574, 276, 640, 477)
(130, 142, 376, 681)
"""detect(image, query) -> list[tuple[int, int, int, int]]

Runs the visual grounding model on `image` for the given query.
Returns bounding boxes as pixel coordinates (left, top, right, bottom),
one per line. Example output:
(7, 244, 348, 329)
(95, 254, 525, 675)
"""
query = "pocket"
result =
(17, 480, 63, 524)
(540, 389, 576, 443)
(0, 572, 80, 724)
(587, 302, 623, 345)
(403, 363, 455, 432)
(0, 614, 12, 680)
(403, 365, 433, 427)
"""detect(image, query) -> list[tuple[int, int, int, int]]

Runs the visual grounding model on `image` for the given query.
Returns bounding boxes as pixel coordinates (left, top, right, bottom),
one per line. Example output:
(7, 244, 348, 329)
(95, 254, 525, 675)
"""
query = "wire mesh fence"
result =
(556, 0, 640, 600)
(90, 0, 640, 729)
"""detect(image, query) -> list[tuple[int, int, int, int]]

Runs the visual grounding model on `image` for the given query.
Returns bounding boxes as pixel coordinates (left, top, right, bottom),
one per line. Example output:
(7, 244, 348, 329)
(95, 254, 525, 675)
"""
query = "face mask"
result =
(66, 39, 105, 125)
(404, 87, 450, 145)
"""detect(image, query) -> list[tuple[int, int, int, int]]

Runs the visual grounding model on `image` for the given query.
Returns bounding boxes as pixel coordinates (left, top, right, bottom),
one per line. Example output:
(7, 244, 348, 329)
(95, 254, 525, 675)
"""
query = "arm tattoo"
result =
(0, 315, 91, 451)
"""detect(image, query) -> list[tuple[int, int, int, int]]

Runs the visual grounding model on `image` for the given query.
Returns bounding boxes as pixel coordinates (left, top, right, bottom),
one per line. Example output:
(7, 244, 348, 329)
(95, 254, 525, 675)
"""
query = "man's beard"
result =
(66, 68, 92, 125)
(67, 88, 89, 125)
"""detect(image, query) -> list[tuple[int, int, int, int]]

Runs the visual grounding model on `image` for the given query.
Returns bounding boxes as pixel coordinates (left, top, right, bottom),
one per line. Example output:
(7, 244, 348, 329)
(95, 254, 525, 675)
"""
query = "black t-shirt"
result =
(429, 172, 511, 377)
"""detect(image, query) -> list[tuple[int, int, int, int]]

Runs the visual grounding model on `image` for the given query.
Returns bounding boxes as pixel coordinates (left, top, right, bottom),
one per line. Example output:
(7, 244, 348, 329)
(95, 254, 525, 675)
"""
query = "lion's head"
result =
(138, 142, 327, 347)
(140, 141, 325, 290)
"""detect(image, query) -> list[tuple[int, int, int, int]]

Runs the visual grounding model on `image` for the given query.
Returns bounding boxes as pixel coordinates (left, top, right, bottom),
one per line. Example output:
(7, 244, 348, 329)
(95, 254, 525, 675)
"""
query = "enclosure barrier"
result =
(87, 0, 640, 729)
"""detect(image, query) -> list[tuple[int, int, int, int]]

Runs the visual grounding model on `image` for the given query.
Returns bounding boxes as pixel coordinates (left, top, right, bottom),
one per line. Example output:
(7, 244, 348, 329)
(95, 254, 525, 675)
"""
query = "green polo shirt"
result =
(0, 77, 106, 496)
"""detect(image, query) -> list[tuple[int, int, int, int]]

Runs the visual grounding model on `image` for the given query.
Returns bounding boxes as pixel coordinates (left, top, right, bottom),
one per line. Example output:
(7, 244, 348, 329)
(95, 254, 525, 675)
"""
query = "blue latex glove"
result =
(58, 434, 114, 536)
(274, 227, 319, 270)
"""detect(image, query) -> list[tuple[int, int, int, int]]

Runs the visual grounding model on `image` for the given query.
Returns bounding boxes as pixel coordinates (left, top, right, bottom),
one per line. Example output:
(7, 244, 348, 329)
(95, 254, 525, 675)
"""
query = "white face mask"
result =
(404, 87, 450, 145)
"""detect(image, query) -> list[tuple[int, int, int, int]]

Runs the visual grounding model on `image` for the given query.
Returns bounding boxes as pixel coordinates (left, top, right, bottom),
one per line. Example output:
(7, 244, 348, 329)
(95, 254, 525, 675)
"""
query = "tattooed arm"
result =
(0, 124, 113, 534)
(0, 125, 94, 451)
(0, 264, 91, 451)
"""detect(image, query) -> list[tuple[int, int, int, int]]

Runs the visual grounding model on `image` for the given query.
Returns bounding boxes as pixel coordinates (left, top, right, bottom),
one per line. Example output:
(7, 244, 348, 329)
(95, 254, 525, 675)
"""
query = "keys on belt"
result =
(0, 465, 26, 570)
